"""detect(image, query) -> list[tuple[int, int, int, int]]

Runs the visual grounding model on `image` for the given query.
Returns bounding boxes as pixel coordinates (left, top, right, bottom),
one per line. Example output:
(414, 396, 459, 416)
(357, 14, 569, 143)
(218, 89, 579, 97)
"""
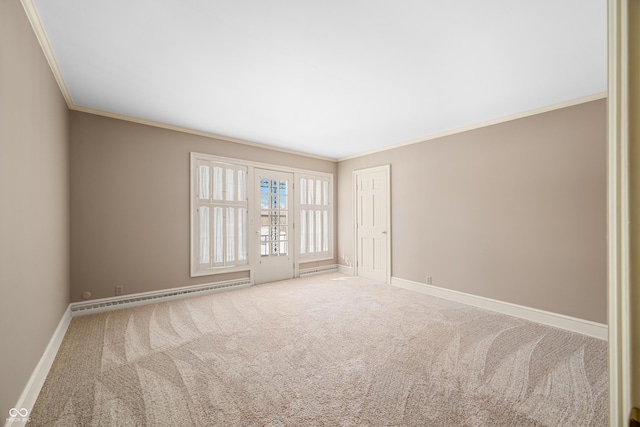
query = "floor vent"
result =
(70, 279, 252, 316)
(299, 265, 338, 278)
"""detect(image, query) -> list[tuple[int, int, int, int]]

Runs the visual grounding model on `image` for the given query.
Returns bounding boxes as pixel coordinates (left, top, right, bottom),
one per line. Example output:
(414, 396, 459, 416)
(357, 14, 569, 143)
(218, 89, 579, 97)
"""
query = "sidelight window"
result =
(299, 175, 331, 259)
(192, 158, 247, 275)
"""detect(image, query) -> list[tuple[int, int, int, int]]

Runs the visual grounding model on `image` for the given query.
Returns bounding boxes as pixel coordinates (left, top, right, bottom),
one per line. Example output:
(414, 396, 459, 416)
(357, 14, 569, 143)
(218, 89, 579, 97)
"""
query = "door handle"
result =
(382, 231, 387, 234)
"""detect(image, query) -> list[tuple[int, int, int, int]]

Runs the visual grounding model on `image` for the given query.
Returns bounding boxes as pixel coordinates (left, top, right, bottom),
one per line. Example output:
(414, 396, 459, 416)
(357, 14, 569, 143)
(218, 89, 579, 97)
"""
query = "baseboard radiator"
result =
(299, 264, 338, 277)
(70, 278, 252, 316)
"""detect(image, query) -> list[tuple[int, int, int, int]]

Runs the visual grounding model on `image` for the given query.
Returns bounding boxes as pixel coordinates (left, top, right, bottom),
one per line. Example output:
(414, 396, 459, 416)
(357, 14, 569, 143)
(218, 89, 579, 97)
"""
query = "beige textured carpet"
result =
(28, 273, 608, 426)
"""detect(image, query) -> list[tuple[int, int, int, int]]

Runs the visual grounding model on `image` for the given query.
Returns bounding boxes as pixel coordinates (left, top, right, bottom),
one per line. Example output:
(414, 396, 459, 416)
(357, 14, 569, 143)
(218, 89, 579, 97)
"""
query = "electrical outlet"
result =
(426, 276, 432, 285)
(115, 286, 123, 296)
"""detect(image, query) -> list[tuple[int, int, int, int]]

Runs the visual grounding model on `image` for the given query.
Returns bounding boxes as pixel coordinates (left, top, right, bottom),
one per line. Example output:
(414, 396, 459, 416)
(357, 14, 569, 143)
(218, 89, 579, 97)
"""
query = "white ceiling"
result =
(31, 0, 607, 160)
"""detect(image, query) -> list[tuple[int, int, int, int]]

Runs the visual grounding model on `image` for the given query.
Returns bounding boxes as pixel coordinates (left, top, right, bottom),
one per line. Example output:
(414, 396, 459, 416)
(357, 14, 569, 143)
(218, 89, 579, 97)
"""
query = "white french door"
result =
(354, 165, 390, 283)
(253, 169, 295, 284)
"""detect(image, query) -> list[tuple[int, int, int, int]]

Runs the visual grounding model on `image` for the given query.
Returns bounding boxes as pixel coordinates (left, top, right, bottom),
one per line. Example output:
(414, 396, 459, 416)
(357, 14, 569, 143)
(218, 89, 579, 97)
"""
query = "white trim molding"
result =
(338, 92, 607, 162)
(7, 306, 72, 427)
(391, 277, 608, 340)
(606, 0, 633, 425)
(20, 0, 607, 166)
(8, 278, 254, 426)
(20, 0, 74, 107)
(337, 264, 354, 275)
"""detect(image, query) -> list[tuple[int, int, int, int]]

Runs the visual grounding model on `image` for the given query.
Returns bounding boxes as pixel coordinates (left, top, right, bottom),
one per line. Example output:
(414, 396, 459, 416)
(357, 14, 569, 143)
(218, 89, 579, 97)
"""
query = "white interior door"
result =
(355, 165, 390, 283)
(254, 169, 294, 284)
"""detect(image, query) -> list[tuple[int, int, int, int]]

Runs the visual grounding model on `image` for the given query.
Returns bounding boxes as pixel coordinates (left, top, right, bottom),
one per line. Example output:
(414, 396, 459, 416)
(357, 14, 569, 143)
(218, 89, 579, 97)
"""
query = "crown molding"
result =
(20, 0, 74, 108)
(19, 0, 337, 163)
(20, 0, 605, 165)
(337, 92, 608, 162)
(70, 105, 338, 162)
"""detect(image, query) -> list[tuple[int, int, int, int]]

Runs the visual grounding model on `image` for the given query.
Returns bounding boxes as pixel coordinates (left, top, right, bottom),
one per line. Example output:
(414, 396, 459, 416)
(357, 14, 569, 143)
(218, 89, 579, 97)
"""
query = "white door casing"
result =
(354, 165, 390, 283)
(254, 169, 295, 284)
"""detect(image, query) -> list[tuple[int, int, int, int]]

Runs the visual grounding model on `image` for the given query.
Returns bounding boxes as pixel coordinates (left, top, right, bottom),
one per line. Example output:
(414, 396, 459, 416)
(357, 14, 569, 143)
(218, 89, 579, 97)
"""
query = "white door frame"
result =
(353, 165, 391, 283)
(253, 168, 295, 285)
(607, 0, 636, 425)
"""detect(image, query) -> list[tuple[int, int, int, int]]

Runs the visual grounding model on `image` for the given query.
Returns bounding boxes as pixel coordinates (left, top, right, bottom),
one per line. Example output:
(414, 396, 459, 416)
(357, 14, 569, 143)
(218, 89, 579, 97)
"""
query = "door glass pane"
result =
(270, 180, 279, 210)
(226, 169, 235, 201)
(198, 165, 210, 199)
(213, 207, 223, 263)
(279, 226, 288, 256)
(257, 174, 291, 258)
(279, 212, 288, 225)
(261, 225, 268, 257)
(199, 207, 209, 264)
(271, 212, 279, 256)
(213, 167, 223, 200)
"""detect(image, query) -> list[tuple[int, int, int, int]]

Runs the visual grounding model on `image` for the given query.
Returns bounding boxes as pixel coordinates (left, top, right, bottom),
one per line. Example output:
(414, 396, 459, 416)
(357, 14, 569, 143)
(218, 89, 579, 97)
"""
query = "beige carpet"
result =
(28, 273, 608, 426)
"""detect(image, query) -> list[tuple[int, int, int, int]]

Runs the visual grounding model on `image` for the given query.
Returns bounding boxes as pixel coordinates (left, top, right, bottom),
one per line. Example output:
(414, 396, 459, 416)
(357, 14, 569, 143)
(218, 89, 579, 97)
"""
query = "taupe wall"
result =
(69, 112, 337, 302)
(338, 99, 607, 323)
(0, 0, 609, 412)
(0, 0, 70, 415)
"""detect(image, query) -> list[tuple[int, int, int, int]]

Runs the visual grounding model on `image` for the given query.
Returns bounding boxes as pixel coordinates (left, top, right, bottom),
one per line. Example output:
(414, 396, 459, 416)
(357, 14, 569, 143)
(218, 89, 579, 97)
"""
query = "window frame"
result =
(191, 156, 249, 277)
(298, 174, 333, 261)
(190, 152, 334, 277)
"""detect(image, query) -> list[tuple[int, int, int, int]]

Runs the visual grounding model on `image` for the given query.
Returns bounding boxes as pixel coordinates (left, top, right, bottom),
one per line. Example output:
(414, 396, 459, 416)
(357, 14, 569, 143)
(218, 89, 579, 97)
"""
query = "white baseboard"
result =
(6, 278, 255, 426)
(337, 265, 354, 275)
(391, 277, 608, 340)
(6, 306, 72, 427)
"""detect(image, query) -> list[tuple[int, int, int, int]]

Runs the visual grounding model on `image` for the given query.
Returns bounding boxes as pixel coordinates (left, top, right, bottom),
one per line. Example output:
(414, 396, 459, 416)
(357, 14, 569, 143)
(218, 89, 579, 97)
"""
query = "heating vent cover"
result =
(71, 279, 252, 316)
(299, 265, 338, 278)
